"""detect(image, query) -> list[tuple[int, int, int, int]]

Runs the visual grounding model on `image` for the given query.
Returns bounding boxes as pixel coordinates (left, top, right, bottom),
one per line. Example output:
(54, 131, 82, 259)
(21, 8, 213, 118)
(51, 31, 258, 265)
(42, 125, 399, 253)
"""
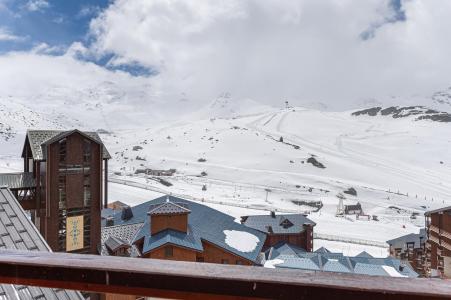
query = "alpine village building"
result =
(21, 129, 111, 254)
(386, 229, 427, 275)
(424, 206, 451, 278)
(240, 211, 316, 251)
(101, 196, 267, 265)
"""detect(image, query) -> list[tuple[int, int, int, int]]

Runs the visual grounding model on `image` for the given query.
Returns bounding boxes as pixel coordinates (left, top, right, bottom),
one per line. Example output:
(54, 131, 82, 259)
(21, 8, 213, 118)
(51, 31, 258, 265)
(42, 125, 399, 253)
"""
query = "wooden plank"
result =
(0, 250, 450, 299)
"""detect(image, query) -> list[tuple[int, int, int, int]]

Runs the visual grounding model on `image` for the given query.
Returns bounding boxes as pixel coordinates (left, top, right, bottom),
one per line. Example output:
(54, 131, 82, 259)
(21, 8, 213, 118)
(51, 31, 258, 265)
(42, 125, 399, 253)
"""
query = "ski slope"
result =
(0, 93, 449, 255)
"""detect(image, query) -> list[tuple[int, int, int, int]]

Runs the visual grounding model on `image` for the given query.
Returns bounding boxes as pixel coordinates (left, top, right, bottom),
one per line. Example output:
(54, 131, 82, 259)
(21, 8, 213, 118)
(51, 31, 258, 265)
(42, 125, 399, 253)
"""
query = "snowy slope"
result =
(0, 89, 450, 252)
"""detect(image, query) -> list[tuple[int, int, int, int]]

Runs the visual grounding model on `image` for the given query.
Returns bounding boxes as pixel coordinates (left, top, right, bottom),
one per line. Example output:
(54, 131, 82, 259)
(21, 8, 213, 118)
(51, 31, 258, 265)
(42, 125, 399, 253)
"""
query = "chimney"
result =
(106, 217, 114, 227)
(270, 211, 276, 218)
(121, 206, 133, 221)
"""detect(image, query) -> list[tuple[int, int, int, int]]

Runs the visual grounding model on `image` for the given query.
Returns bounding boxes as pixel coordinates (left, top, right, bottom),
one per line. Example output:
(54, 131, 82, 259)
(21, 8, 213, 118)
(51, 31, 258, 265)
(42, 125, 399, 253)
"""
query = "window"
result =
(83, 175, 91, 207)
(236, 260, 243, 265)
(221, 259, 229, 264)
(59, 139, 67, 163)
(165, 246, 173, 257)
(58, 175, 66, 209)
(83, 139, 91, 163)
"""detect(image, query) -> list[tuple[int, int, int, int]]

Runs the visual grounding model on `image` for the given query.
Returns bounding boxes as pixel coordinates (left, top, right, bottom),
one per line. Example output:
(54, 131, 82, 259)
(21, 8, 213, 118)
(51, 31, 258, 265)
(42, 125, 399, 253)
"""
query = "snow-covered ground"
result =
(0, 92, 450, 256)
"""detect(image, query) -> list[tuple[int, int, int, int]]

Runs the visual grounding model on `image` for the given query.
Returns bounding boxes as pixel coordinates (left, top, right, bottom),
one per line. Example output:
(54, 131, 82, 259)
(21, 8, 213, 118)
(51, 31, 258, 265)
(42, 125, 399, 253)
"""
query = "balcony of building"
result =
(0, 249, 451, 300)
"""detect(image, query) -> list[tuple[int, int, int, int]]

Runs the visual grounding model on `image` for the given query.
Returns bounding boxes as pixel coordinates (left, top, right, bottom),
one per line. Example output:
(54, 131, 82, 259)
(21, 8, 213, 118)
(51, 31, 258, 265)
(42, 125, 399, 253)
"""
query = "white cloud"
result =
(85, 0, 451, 109)
(77, 5, 101, 19)
(25, 0, 49, 12)
(0, 27, 24, 41)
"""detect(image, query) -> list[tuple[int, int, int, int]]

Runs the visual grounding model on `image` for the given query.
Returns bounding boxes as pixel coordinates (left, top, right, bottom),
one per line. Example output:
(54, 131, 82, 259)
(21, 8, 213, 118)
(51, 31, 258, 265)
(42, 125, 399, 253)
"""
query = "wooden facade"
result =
(138, 207, 255, 265)
(21, 130, 109, 255)
(1, 249, 451, 300)
(264, 225, 313, 251)
(389, 244, 426, 276)
(425, 207, 451, 278)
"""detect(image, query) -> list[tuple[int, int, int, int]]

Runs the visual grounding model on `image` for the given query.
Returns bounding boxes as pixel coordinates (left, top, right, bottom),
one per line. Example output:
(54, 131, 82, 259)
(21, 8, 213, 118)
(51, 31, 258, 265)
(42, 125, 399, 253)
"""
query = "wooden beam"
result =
(104, 159, 108, 209)
(0, 250, 450, 300)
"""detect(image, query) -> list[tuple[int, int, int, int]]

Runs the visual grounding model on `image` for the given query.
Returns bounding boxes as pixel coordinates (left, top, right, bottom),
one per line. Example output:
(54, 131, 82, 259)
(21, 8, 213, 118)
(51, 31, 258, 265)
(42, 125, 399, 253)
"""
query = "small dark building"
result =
(241, 211, 316, 251)
(20, 129, 110, 254)
(344, 202, 362, 215)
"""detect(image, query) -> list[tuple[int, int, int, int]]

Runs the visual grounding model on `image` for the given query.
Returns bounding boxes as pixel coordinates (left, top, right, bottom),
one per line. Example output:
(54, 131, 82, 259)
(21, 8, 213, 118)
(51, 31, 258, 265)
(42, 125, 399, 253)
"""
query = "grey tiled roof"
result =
(386, 229, 426, 250)
(103, 196, 267, 263)
(101, 222, 144, 257)
(139, 225, 204, 253)
(264, 242, 418, 278)
(148, 201, 191, 215)
(0, 173, 35, 189)
(105, 236, 129, 252)
(25, 129, 111, 160)
(0, 187, 84, 300)
(242, 213, 316, 234)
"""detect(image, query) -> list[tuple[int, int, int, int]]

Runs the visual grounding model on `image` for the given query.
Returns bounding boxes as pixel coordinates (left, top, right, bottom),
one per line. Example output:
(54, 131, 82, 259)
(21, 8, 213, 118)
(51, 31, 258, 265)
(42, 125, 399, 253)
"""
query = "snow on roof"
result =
(382, 265, 408, 277)
(264, 259, 285, 269)
(223, 230, 259, 253)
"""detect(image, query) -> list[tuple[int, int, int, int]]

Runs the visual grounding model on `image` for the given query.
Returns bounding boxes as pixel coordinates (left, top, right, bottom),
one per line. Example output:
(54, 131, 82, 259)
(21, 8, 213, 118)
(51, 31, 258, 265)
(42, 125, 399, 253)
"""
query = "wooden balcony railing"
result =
(0, 249, 451, 300)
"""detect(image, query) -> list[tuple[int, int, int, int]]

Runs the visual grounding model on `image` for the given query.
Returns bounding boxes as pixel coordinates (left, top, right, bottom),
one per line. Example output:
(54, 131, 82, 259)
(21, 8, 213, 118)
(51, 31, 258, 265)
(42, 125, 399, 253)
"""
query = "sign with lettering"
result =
(66, 215, 84, 252)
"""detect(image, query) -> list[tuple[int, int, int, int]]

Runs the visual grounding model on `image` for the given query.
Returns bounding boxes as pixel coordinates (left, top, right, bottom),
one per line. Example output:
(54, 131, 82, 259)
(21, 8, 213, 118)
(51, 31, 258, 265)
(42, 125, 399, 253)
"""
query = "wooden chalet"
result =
(241, 211, 315, 251)
(425, 206, 451, 278)
(101, 196, 266, 265)
(15, 129, 111, 254)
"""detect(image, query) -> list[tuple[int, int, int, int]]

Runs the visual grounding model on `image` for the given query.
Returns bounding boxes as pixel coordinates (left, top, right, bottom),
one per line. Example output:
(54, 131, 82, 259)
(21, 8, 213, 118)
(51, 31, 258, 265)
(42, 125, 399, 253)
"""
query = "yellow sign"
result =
(66, 215, 84, 252)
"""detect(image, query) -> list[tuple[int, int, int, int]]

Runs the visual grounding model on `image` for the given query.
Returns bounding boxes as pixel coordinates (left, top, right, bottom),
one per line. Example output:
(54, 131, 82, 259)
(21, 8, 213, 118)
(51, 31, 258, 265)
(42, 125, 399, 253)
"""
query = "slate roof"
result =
(24, 129, 111, 160)
(148, 200, 191, 215)
(386, 228, 426, 250)
(0, 187, 84, 300)
(242, 213, 316, 234)
(264, 242, 418, 278)
(0, 173, 35, 189)
(102, 196, 267, 263)
(105, 236, 130, 252)
(100, 222, 144, 257)
(139, 226, 203, 254)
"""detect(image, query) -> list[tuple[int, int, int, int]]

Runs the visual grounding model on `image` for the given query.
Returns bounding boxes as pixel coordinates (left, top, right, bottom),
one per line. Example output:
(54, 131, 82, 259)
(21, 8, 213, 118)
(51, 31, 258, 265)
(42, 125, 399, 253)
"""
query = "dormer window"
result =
(280, 217, 294, 229)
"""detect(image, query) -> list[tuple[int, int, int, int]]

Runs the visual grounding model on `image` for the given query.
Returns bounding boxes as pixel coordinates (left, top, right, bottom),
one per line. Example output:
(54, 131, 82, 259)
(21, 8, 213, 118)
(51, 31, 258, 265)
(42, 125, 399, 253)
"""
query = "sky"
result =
(1, 0, 451, 111)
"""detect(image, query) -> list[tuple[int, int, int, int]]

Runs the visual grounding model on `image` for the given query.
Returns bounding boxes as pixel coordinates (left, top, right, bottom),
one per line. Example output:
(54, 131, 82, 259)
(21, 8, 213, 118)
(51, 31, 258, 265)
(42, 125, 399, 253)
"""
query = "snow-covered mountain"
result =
(0, 87, 450, 252)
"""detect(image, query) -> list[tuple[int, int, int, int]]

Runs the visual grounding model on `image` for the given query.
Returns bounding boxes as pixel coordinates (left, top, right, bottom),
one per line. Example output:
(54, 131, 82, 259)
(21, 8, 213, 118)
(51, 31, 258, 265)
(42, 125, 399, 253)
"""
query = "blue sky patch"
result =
(360, 0, 406, 41)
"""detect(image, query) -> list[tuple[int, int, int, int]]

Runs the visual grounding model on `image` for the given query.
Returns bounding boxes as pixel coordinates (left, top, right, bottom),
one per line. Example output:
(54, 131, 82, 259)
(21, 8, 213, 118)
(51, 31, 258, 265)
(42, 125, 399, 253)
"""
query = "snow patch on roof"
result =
(223, 230, 259, 253)
(264, 259, 285, 269)
(382, 265, 408, 277)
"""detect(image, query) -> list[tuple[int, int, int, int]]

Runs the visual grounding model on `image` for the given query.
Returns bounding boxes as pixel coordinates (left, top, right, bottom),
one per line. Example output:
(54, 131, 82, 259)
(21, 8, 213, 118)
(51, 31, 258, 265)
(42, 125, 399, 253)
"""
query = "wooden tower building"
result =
(21, 129, 111, 254)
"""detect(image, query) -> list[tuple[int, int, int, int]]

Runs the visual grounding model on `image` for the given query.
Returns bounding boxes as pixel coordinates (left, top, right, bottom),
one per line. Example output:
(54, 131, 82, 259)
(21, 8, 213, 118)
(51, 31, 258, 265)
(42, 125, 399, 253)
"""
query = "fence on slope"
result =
(108, 176, 300, 213)
(314, 233, 388, 248)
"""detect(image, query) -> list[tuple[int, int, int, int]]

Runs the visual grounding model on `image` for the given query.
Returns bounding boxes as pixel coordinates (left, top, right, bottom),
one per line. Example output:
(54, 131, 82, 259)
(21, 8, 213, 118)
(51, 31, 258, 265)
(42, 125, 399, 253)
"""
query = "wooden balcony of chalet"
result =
(0, 249, 451, 300)
(0, 172, 37, 210)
